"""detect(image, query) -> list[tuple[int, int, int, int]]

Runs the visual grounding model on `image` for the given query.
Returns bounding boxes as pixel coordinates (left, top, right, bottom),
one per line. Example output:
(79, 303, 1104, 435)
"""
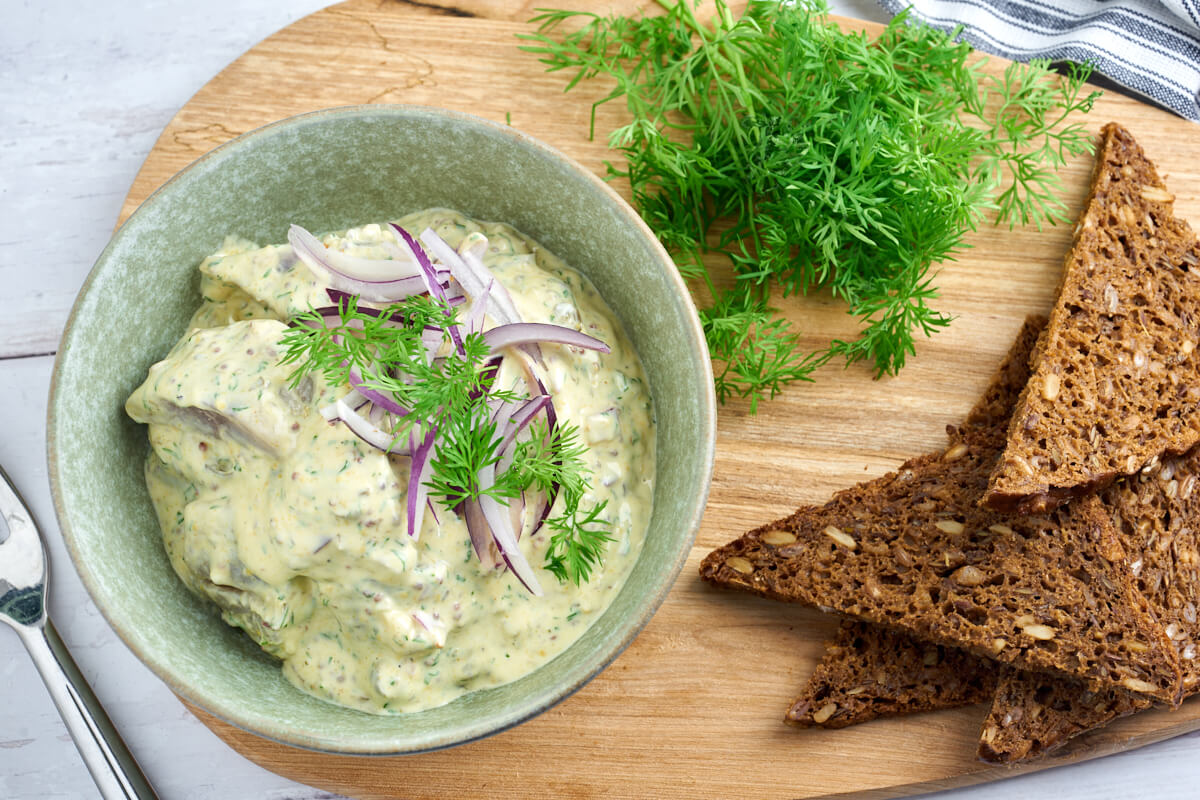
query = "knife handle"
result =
(19, 620, 159, 800)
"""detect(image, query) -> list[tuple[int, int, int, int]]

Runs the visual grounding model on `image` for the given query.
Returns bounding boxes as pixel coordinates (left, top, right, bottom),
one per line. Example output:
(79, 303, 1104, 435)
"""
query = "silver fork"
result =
(0, 463, 157, 799)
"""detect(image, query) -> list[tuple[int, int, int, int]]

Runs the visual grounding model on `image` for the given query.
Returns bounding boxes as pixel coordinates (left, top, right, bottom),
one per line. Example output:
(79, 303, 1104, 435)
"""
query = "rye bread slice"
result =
(787, 619, 996, 728)
(984, 123, 1200, 514)
(978, 668, 1144, 764)
(788, 318, 1200, 757)
(977, 444, 1200, 762)
(699, 426, 1180, 700)
(788, 318, 1046, 728)
(700, 403, 1182, 703)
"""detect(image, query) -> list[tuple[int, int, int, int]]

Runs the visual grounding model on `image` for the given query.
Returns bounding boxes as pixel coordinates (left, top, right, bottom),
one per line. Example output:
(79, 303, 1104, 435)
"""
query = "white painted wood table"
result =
(4, 1, 1200, 797)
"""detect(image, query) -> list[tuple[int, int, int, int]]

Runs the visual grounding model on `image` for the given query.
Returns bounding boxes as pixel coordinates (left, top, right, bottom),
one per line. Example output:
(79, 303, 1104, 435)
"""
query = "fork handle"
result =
(19, 620, 158, 799)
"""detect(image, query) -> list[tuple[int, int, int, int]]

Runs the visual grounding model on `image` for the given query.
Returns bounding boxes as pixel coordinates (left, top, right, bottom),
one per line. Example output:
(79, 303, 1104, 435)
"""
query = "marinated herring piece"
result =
(127, 319, 317, 460)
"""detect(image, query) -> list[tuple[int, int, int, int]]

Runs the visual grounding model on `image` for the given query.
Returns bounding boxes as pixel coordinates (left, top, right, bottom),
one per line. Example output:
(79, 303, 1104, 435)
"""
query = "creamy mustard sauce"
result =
(126, 210, 655, 714)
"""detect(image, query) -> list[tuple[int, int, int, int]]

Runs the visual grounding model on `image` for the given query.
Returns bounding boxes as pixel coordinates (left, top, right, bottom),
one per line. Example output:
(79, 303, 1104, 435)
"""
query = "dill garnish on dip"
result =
(125, 209, 655, 714)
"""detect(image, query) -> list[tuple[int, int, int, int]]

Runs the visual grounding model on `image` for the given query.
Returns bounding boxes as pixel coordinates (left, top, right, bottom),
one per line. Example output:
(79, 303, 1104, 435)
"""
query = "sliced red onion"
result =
(462, 247, 525, 327)
(419, 228, 547, 363)
(406, 427, 437, 540)
(462, 499, 499, 570)
(478, 468, 543, 596)
(392, 223, 466, 356)
(480, 355, 502, 387)
(419, 229, 522, 325)
(346, 366, 410, 417)
(483, 322, 609, 355)
(321, 292, 411, 326)
(507, 351, 560, 534)
(487, 395, 527, 429)
(336, 398, 410, 455)
(420, 326, 445, 364)
(420, 229, 485, 299)
(505, 348, 542, 400)
(326, 288, 356, 307)
(508, 492, 527, 541)
(326, 288, 416, 319)
(289, 224, 421, 281)
(320, 388, 366, 421)
(468, 355, 503, 402)
(495, 395, 551, 453)
(496, 396, 551, 475)
(290, 225, 430, 302)
(391, 224, 455, 312)
(466, 280, 492, 334)
(390, 224, 438, 283)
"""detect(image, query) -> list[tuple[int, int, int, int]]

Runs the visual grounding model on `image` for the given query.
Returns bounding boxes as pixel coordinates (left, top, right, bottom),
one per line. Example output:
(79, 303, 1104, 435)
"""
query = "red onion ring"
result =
(483, 322, 610, 354)
(406, 426, 437, 539)
(289, 224, 431, 302)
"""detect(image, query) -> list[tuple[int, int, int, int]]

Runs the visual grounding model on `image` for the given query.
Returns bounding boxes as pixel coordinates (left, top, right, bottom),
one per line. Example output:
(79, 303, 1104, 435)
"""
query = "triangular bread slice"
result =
(786, 619, 996, 728)
(788, 314, 1200, 758)
(699, 427, 1180, 700)
(978, 668, 1144, 763)
(983, 123, 1200, 514)
(978, 443, 1200, 761)
(788, 317, 1046, 728)
(700, 363, 1182, 702)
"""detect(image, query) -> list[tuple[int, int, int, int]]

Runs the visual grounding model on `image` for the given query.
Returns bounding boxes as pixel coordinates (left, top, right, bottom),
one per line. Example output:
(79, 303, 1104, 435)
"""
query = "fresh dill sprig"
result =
(281, 295, 613, 584)
(520, 0, 1101, 406)
(282, 295, 515, 439)
(544, 498, 614, 585)
(494, 418, 592, 500)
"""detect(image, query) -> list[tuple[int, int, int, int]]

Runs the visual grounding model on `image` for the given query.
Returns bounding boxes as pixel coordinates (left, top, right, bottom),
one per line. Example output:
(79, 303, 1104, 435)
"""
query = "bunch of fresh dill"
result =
(520, 0, 1100, 408)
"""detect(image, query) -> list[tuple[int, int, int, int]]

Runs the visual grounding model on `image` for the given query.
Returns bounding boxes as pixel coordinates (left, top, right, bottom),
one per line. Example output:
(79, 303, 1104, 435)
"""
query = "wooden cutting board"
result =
(119, 1, 1200, 797)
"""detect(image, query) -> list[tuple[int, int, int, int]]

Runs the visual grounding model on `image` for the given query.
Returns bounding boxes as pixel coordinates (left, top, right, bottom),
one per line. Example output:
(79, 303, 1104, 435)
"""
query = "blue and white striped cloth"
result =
(877, 0, 1200, 121)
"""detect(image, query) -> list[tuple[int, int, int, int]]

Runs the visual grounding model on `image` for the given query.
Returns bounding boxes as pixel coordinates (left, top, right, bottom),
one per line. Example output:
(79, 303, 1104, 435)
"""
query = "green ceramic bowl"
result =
(48, 106, 715, 754)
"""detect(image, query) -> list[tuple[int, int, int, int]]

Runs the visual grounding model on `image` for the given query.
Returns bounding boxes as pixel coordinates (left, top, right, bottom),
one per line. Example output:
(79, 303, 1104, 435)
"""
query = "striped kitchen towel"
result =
(877, 0, 1200, 121)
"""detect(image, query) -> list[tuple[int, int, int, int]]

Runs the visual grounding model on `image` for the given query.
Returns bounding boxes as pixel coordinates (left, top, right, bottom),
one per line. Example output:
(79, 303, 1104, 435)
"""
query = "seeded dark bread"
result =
(978, 668, 1144, 763)
(786, 316, 1200, 759)
(700, 397, 1182, 702)
(1108, 448, 1200, 694)
(787, 619, 996, 728)
(788, 318, 1046, 729)
(984, 123, 1200, 514)
(977, 444, 1200, 761)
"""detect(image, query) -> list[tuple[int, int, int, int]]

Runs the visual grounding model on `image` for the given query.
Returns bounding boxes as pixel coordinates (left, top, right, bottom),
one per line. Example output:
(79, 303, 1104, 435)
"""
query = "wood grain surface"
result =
(119, 1, 1200, 797)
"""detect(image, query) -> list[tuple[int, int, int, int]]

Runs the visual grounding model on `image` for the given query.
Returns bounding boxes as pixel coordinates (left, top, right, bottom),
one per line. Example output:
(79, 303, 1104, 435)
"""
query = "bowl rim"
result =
(46, 104, 716, 754)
